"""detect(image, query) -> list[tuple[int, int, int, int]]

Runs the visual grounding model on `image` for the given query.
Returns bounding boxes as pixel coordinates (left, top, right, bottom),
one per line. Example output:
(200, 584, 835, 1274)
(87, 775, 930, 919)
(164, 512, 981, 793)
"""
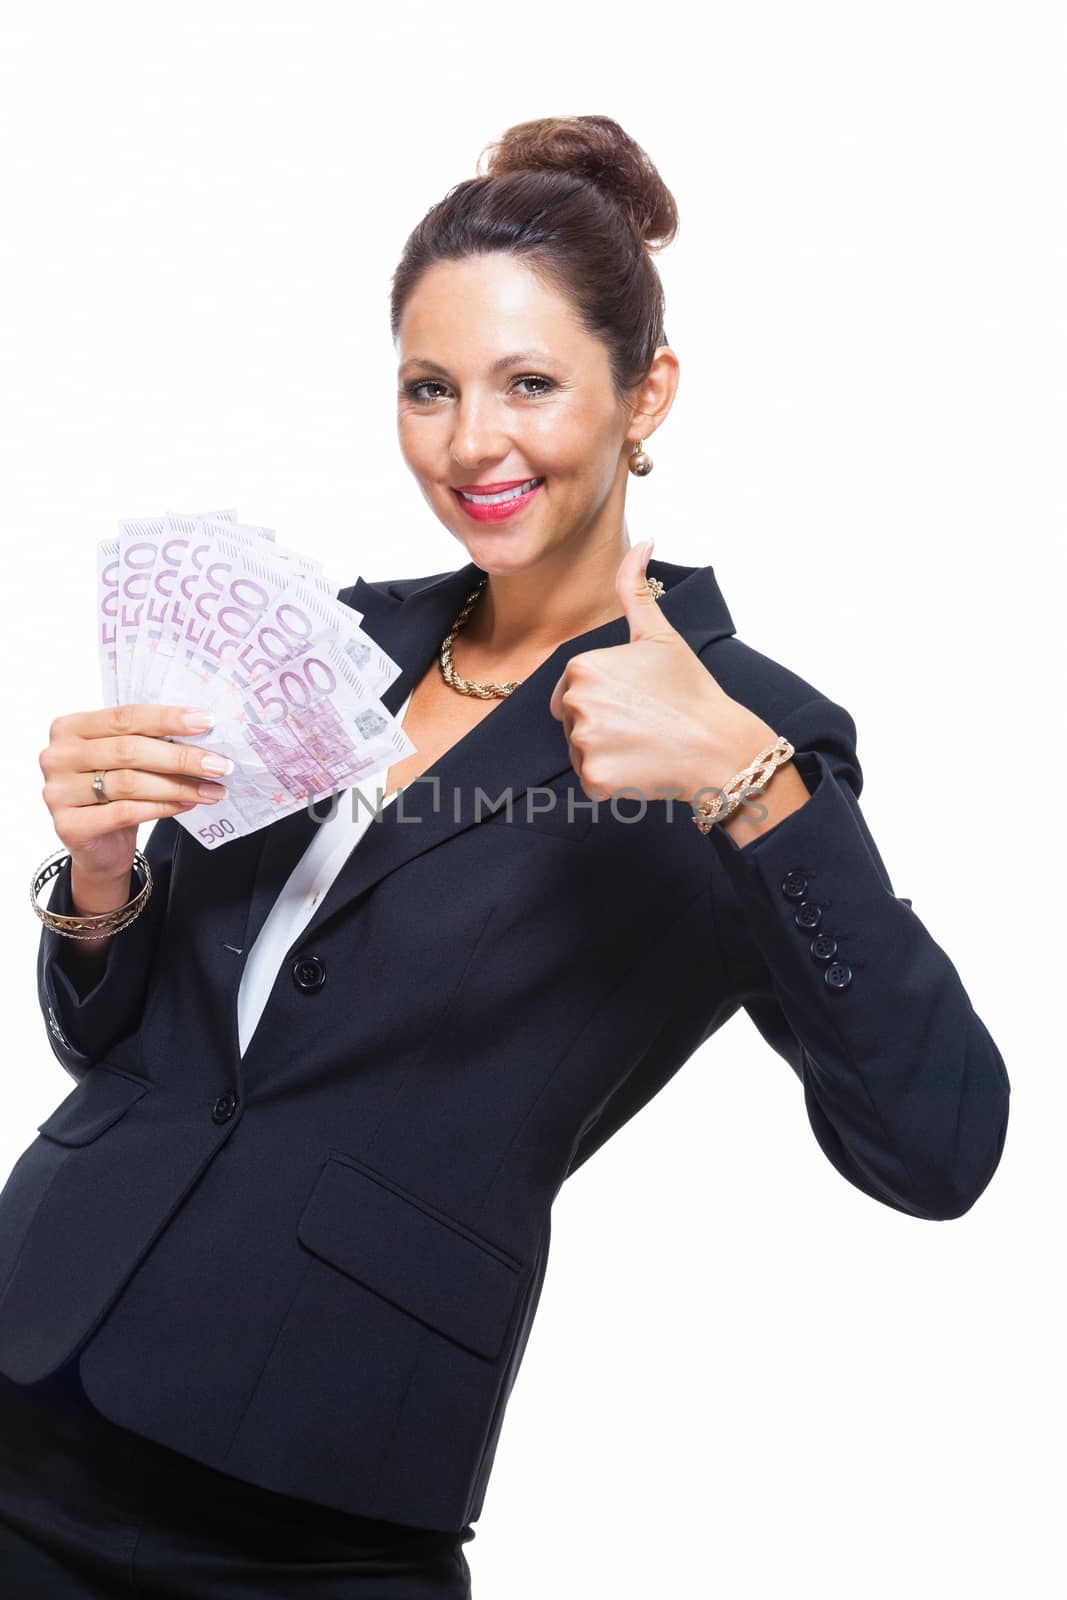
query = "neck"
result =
(459, 533, 639, 660)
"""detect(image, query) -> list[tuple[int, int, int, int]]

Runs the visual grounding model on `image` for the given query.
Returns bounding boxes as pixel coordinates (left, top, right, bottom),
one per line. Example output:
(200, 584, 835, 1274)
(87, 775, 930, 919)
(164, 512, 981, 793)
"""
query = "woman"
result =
(2, 115, 1010, 1594)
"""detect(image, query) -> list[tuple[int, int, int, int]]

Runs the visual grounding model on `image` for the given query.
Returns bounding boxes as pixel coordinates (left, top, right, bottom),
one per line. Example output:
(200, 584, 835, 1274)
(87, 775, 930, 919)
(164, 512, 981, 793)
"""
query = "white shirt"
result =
(236, 689, 414, 1057)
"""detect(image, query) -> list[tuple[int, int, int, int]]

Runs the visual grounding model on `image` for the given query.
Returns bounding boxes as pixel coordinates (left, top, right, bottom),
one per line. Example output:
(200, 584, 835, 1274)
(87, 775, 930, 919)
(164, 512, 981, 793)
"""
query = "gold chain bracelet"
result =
(691, 736, 796, 835)
(30, 848, 154, 939)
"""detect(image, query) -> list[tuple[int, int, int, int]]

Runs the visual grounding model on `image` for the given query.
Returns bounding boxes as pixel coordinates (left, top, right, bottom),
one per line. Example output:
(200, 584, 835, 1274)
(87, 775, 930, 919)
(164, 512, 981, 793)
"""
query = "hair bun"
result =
(477, 114, 678, 252)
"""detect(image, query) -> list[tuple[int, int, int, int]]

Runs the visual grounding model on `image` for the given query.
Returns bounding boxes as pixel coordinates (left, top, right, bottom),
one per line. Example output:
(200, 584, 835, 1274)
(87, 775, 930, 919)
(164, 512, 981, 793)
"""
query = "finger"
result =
(548, 665, 569, 722)
(555, 690, 579, 751)
(552, 692, 586, 783)
(68, 730, 232, 782)
(615, 540, 674, 644)
(51, 703, 216, 747)
(45, 767, 227, 812)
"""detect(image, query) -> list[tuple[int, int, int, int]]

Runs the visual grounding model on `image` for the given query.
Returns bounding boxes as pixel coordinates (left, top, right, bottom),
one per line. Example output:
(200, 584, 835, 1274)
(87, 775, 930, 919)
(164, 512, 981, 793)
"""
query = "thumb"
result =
(616, 539, 669, 643)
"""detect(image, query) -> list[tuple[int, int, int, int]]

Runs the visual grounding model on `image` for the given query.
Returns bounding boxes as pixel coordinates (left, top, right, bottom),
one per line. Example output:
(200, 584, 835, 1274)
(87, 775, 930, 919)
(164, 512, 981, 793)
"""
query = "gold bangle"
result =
(30, 848, 154, 939)
(691, 736, 796, 835)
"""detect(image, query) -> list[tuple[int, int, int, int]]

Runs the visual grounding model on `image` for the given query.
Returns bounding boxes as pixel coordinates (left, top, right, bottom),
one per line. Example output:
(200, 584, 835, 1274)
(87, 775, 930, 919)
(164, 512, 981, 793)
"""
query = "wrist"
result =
(680, 709, 778, 807)
(69, 860, 136, 922)
(69, 853, 135, 888)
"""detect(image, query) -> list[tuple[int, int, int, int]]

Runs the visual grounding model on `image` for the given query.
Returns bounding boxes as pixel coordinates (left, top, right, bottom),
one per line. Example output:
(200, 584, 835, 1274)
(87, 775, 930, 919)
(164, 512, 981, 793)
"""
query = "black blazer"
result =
(1, 555, 1011, 1532)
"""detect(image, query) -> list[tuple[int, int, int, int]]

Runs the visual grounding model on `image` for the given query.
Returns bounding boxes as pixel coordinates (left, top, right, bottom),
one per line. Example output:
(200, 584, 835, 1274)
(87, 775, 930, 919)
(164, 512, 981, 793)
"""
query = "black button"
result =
(824, 961, 853, 992)
(794, 900, 822, 931)
(781, 869, 809, 901)
(292, 955, 327, 992)
(809, 933, 838, 963)
(212, 1091, 237, 1124)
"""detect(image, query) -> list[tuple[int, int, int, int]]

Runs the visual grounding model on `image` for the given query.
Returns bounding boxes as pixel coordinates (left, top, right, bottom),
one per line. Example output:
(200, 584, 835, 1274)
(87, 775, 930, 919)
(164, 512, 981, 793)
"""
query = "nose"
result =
(449, 396, 511, 471)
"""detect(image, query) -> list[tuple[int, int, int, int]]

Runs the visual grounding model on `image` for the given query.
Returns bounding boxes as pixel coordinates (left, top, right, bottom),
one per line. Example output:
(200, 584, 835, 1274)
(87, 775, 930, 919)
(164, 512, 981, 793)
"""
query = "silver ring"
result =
(91, 771, 110, 803)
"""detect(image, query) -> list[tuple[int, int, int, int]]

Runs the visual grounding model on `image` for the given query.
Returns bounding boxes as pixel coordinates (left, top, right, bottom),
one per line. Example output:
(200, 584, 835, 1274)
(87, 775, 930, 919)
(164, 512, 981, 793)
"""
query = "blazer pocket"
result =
(36, 1065, 150, 1147)
(297, 1151, 525, 1361)
(478, 768, 595, 842)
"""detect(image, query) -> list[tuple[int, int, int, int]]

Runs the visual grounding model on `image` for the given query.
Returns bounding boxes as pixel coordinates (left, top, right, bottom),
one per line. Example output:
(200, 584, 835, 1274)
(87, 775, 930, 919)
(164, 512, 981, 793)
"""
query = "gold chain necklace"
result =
(439, 578, 518, 699)
(438, 570, 666, 700)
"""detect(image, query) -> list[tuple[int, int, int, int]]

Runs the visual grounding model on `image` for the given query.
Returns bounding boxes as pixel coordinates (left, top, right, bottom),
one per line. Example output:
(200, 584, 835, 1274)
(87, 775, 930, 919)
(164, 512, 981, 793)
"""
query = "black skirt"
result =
(0, 1353, 475, 1597)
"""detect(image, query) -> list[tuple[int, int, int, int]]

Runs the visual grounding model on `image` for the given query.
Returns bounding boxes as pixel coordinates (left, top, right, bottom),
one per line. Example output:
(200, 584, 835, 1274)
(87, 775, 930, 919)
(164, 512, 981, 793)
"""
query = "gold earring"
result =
(628, 439, 653, 476)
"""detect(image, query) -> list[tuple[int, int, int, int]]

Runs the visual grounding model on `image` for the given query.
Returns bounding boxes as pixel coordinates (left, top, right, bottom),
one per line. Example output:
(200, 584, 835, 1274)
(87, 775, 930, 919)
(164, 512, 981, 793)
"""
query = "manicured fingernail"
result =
(201, 754, 234, 775)
(198, 781, 227, 800)
(182, 709, 215, 731)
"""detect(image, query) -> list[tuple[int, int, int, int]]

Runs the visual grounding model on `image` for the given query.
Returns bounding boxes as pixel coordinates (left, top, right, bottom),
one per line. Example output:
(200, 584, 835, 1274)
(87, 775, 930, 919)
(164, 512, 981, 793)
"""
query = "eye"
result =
(512, 375, 554, 397)
(402, 380, 450, 404)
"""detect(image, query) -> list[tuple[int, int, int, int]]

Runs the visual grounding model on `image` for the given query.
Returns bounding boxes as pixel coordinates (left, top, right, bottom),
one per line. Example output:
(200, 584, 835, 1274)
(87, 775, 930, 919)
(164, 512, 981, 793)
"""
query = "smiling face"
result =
(395, 253, 639, 576)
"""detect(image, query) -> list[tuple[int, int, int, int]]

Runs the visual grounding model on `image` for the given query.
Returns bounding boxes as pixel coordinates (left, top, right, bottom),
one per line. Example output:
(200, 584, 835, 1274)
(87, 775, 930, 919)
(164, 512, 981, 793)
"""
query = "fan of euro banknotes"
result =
(97, 508, 417, 849)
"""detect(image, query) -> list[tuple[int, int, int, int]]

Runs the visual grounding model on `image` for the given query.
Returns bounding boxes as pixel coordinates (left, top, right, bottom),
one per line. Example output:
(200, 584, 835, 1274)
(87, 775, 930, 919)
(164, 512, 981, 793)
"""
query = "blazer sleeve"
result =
(36, 816, 180, 1083)
(704, 692, 1011, 1222)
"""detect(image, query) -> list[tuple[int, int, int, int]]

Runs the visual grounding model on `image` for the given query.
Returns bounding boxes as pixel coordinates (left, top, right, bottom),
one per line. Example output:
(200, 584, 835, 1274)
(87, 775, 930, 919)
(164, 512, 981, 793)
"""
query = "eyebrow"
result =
(397, 349, 558, 378)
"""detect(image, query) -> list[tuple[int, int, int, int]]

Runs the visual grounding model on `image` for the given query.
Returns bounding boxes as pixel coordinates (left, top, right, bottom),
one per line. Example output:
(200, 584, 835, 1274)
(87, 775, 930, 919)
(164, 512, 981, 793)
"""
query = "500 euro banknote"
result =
(151, 529, 396, 712)
(99, 509, 242, 708)
(121, 510, 272, 705)
(165, 635, 417, 847)
(94, 508, 414, 847)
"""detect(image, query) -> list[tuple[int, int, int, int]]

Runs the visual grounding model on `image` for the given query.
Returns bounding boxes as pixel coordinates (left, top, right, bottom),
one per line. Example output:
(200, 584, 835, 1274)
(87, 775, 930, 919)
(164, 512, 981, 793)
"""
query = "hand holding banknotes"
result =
(33, 503, 416, 944)
(95, 507, 415, 849)
(38, 702, 232, 886)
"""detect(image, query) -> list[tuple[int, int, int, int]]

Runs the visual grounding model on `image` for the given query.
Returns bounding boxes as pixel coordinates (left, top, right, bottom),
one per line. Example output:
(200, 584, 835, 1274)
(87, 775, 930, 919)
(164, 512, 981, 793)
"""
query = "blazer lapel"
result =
(242, 555, 737, 959)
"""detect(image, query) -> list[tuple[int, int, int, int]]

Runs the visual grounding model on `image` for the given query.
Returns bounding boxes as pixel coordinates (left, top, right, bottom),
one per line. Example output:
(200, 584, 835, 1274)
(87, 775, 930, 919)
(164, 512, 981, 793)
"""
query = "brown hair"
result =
(389, 115, 679, 404)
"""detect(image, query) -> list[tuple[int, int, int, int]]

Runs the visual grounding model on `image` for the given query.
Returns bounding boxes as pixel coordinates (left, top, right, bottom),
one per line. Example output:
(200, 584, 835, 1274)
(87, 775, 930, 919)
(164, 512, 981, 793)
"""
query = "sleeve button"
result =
(824, 961, 854, 992)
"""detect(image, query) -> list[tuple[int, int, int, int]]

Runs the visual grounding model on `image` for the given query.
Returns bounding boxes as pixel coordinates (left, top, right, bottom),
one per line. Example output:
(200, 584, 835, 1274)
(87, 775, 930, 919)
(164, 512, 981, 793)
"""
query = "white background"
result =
(1, 3, 1061, 1595)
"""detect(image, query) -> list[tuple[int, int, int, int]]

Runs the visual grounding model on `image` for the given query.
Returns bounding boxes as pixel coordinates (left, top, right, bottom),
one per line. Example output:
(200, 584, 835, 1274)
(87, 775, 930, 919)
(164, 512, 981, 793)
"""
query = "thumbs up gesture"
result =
(548, 541, 776, 810)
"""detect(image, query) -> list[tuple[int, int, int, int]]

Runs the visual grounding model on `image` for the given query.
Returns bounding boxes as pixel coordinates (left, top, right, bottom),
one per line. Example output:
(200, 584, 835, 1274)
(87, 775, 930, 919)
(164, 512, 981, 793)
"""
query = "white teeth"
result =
(460, 478, 542, 505)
